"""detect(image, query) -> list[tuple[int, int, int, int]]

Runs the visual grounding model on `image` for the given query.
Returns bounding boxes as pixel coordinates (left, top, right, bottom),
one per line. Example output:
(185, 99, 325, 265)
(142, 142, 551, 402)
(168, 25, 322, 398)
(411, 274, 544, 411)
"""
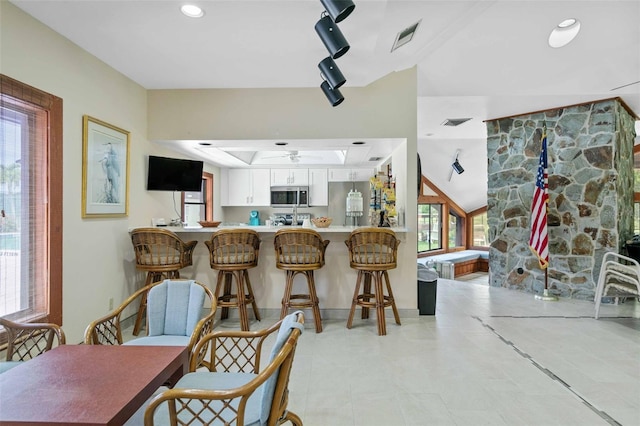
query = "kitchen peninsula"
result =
(136, 225, 415, 320)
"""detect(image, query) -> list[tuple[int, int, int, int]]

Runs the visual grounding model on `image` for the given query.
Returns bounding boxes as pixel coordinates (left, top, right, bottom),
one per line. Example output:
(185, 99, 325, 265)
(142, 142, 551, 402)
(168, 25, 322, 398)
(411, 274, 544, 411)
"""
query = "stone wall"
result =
(486, 98, 636, 299)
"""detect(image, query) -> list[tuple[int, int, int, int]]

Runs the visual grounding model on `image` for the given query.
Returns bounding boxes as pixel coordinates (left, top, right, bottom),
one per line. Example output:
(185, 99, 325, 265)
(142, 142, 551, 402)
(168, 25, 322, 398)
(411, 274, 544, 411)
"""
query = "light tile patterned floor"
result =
(286, 278, 640, 426)
(126, 276, 640, 426)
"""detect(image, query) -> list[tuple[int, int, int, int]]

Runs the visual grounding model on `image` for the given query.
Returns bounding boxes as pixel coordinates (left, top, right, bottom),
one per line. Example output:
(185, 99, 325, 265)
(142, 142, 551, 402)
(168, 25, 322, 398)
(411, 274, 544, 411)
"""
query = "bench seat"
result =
(418, 250, 489, 278)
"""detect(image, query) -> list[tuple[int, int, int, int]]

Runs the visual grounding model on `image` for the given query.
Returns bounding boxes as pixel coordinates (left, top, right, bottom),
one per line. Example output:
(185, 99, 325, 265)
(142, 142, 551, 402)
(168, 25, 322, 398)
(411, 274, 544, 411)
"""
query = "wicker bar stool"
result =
(130, 227, 198, 336)
(345, 228, 401, 335)
(205, 229, 261, 331)
(274, 228, 329, 333)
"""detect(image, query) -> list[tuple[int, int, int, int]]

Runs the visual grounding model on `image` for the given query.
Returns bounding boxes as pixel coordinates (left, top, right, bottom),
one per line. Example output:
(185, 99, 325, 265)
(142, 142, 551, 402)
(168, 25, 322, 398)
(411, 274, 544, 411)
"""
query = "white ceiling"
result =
(10, 0, 640, 212)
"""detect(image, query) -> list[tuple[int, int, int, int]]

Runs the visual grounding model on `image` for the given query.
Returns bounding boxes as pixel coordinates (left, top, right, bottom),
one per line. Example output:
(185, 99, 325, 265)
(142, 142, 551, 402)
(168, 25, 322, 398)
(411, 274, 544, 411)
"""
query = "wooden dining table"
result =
(0, 344, 188, 425)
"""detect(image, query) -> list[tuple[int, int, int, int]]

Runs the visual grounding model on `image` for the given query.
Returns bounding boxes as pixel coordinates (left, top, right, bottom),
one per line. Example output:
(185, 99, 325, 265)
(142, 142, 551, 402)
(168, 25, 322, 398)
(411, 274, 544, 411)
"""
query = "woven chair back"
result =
(345, 227, 400, 271)
(205, 229, 261, 271)
(274, 228, 329, 271)
(130, 228, 190, 273)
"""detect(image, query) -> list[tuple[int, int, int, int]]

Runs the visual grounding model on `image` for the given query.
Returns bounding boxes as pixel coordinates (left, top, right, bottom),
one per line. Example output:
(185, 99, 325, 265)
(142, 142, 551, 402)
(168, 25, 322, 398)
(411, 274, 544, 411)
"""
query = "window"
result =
(471, 211, 489, 247)
(181, 172, 213, 225)
(0, 75, 62, 325)
(449, 212, 463, 248)
(417, 203, 442, 252)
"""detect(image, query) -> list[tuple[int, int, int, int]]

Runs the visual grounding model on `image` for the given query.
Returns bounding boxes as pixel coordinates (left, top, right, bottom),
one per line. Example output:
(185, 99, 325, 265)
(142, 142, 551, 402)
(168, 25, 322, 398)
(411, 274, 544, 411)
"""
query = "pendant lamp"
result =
(321, 80, 344, 107)
(318, 57, 346, 89)
(315, 14, 350, 59)
(320, 0, 355, 23)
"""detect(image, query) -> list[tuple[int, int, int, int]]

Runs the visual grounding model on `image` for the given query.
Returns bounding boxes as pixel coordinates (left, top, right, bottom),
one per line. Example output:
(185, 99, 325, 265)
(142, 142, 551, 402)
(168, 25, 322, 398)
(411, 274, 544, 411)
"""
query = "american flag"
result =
(529, 128, 549, 269)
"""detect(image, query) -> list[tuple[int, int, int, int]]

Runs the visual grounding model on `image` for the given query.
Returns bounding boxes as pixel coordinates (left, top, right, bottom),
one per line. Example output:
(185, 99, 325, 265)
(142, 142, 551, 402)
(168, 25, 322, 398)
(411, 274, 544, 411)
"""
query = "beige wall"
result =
(1, 2, 418, 342)
(148, 71, 418, 313)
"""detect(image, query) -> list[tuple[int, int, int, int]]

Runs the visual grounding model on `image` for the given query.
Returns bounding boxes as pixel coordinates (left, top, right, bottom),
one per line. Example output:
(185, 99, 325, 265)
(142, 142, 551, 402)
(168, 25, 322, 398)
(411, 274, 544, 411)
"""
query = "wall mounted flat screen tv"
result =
(147, 155, 204, 192)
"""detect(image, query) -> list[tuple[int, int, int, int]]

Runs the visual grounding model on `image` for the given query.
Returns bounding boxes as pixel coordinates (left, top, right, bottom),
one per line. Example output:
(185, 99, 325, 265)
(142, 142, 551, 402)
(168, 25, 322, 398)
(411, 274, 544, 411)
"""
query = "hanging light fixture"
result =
(321, 80, 344, 107)
(318, 57, 346, 89)
(315, 13, 350, 59)
(320, 0, 355, 23)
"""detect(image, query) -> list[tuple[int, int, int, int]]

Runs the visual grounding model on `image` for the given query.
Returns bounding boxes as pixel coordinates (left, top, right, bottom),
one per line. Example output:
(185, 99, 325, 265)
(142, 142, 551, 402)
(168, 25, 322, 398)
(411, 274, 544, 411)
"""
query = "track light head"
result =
(315, 14, 350, 59)
(452, 159, 464, 174)
(321, 80, 344, 107)
(318, 57, 346, 89)
(320, 0, 355, 23)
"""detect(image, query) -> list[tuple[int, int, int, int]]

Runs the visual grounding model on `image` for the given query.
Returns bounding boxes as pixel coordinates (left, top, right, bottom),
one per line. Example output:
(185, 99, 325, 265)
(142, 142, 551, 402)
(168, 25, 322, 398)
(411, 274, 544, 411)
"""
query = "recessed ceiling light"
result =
(275, 142, 288, 146)
(180, 5, 204, 18)
(352, 141, 365, 145)
(548, 18, 581, 48)
(198, 142, 211, 146)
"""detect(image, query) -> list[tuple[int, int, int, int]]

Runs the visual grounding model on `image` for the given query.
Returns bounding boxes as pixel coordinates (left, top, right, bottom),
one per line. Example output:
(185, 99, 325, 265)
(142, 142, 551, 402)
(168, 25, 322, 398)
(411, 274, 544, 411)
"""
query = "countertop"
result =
(134, 225, 408, 233)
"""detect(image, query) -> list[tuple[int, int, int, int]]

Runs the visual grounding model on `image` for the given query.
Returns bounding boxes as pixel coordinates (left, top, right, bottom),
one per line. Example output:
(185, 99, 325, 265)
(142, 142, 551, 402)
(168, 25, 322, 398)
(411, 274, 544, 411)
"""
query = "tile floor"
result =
(127, 275, 640, 426)
(285, 277, 640, 426)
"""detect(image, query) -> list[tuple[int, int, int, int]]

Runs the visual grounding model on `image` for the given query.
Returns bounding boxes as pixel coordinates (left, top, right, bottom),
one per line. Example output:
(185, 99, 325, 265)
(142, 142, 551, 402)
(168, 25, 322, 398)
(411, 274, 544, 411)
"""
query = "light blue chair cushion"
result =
(150, 311, 304, 426)
(259, 311, 304, 425)
(152, 371, 261, 426)
(147, 280, 205, 337)
(0, 361, 22, 374)
(123, 335, 190, 347)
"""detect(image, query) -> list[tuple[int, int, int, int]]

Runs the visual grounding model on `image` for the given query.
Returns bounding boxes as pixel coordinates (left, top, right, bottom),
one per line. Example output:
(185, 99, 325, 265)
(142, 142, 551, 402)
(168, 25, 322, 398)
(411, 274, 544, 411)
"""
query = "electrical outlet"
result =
(108, 297, 114, 310)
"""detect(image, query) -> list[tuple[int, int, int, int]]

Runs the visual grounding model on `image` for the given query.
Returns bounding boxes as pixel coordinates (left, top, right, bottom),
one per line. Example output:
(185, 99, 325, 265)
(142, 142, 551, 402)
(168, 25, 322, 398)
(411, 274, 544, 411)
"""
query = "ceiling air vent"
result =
(368, 156, 383, 162)
(391, 20, 421, 52)
(441, 118, 472, 127)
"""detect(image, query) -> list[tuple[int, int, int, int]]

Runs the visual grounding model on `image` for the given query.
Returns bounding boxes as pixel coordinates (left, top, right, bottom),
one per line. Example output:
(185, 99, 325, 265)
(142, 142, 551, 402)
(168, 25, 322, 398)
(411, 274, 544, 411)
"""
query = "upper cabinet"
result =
(221, 168, 270, 206)
(270, 168, 309, 186)
(328, 168, 374, 182)
(308, 168, 328, 206)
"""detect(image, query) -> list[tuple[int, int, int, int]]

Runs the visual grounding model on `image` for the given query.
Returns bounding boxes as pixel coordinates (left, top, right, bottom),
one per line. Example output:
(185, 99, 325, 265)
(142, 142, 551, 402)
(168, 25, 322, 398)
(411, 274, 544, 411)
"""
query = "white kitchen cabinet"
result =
(328, 168, 374, 182)
(270, 168, 309, 186)
(222, 168, 270, 206)
(308, 168, 328, 206)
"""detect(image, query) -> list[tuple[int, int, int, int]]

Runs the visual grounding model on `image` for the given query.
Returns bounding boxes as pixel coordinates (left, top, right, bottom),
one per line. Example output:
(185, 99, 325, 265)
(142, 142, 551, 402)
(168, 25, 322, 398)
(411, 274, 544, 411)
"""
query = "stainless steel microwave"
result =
(270, 186, 309, 208)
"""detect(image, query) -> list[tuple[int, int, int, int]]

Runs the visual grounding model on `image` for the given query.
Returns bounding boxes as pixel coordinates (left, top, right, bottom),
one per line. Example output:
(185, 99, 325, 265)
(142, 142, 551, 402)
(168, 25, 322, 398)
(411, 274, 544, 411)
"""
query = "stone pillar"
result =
(486, 98, 637, 299)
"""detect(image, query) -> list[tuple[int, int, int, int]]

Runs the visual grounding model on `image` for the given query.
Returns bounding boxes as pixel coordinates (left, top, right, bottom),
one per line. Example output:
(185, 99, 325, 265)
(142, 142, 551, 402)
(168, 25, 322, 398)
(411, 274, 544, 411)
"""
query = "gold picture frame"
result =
(82, 115, 130, 218)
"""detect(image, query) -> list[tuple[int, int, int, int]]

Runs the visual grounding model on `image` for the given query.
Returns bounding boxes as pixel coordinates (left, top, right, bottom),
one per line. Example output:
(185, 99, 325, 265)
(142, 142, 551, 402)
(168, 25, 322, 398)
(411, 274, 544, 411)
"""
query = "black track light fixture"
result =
(321, 80, 344, 107)
(318, 57, 346, 89)
(452, 158, 464, 174)
(320, 0, 355, 23)
(315, 14, 350, 59)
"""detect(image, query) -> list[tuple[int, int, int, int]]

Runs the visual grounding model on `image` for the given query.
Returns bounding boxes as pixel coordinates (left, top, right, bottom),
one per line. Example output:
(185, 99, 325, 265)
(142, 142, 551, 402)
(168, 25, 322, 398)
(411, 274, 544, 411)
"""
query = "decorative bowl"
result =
(198, 221, 221, 228)
(311, 217, 332, 228)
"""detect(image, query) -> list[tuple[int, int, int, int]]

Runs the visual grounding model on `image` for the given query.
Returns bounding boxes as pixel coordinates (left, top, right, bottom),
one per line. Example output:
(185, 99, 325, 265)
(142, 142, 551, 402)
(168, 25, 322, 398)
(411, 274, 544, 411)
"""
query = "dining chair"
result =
(594, 251, 640, 319)
(130, 227, 198, 335)
(143, 311, 305, 426)
(0, 317, 66, 374)
(274, 228, 329, 333)
(205, 228, 262, 331)
(345, 227, 401, 335)
(84, 279, 216, 369)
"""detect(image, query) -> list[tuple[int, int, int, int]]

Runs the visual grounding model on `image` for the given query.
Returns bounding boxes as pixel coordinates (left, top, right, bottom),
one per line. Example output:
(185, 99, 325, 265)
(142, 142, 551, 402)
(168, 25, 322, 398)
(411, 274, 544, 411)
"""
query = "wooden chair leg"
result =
(347, 270, 364, 329)
(281, 271, 294, 319)
(244, 269, 261, 322)
(384, 270, 401, 325)
(234, 270, 250, 331)
(306, 271, 322, 333)
(375, 272, 387, 336)
(361, 272, 372, 319)
(133, 272, 157, 336)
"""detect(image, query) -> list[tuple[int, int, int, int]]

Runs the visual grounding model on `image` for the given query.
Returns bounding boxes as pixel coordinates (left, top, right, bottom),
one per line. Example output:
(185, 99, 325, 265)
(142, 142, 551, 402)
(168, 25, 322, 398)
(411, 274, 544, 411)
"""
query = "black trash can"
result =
(417, 265, 438, 315)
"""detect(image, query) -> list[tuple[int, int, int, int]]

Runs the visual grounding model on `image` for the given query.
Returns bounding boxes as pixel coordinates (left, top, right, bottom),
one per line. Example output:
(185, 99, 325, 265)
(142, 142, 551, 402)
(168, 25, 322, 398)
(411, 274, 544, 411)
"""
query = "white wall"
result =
(1, 2, 417, 342)
(0, 2, 222, 342)
(147, 71, 418, 313)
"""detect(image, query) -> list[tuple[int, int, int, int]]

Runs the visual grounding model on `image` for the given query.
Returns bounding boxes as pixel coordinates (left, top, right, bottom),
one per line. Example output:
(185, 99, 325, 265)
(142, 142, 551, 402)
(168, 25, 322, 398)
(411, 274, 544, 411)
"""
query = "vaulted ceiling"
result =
(10, 0, 640, 212)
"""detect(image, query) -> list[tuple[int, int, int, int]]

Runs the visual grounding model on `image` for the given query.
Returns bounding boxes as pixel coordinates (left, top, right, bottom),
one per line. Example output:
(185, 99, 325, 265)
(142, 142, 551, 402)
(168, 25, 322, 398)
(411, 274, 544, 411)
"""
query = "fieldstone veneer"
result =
(486, 98, 637, 299)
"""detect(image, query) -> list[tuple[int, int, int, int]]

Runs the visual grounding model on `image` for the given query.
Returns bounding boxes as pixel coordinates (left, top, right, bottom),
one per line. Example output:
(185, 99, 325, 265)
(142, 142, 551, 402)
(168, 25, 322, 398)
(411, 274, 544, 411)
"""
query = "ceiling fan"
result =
(261, 150, 321, 163)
